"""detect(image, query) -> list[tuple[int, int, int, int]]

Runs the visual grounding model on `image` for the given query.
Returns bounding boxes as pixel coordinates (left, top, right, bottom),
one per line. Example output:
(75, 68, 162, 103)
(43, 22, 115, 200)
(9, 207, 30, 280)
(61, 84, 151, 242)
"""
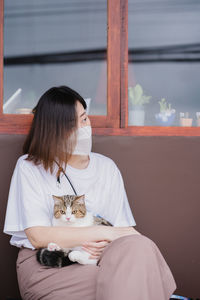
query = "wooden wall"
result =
(0, 134, 200, 299)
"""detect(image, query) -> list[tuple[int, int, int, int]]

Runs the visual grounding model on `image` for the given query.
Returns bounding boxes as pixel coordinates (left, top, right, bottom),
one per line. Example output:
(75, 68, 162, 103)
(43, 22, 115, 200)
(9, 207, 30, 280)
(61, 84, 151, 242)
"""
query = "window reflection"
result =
(128, 0, 200, 127)
(3, 0, 107, 115)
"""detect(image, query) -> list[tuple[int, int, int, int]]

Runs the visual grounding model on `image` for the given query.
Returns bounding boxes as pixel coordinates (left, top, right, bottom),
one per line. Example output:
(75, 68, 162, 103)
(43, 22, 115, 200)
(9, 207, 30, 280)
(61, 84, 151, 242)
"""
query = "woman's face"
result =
(76, 101, 91, 129)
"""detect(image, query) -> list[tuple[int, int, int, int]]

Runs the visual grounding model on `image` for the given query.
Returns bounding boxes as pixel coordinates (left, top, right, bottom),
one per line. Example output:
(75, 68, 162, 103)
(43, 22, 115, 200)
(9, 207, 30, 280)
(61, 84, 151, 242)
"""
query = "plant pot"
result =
(129, 109, 145, 126)
(155, 111, 175, 126)
(180, 118, 193, 127)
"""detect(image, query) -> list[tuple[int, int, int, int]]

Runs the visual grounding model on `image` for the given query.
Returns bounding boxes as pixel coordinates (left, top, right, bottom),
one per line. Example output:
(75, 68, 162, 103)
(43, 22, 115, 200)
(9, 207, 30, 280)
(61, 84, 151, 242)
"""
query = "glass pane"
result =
(128, 0, 200, 127)
(3, 0, 107, 115)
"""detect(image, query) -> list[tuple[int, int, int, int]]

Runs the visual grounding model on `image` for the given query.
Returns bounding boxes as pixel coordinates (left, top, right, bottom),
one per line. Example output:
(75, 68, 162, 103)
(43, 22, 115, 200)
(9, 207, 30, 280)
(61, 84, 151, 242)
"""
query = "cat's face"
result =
(52, 194, 86, 224)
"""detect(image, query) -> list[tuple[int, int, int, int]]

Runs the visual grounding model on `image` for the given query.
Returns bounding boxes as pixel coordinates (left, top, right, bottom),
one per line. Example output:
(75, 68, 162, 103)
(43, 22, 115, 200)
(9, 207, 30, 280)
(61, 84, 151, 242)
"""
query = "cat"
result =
(36, 194, 112, 268)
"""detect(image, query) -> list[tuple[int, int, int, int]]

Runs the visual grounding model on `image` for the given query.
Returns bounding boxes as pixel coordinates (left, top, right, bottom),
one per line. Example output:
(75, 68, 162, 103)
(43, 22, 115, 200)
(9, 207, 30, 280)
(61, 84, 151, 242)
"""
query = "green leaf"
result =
(128, 84, 151, 106)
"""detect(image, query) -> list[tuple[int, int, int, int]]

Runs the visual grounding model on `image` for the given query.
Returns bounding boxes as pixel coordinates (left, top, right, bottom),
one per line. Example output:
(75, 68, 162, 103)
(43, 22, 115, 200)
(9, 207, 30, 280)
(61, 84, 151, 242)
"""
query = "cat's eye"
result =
(60, 210, 65, 214)
(72, 210, 77, 214)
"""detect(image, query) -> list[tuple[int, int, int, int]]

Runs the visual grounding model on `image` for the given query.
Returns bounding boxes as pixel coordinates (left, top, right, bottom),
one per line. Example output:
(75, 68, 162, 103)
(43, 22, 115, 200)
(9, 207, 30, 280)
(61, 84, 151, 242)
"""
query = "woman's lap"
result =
(97, 234, 176, 300)
(17, 235, 176, 300)
(17, 247, 98, 300)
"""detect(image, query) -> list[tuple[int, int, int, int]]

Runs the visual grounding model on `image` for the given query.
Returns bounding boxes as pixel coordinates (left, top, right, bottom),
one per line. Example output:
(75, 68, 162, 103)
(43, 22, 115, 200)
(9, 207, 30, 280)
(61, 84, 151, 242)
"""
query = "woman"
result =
(4, 86, 176, 300)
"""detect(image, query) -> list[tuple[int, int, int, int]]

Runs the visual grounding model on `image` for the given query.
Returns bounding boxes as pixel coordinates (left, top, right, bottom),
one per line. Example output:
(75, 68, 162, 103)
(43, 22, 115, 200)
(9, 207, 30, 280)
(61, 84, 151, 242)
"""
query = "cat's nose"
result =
(66, 217, 70, 221)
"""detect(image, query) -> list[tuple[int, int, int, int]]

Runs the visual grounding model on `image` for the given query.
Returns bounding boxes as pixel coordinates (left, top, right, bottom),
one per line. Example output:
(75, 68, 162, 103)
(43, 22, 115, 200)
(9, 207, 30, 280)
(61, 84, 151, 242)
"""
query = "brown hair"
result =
(23, 86, 87, 174)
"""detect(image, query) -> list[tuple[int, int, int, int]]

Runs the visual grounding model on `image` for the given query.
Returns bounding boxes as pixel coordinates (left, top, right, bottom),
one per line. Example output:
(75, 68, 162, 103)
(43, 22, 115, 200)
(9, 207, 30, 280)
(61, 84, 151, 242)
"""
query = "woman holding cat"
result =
(4, 86, 176, 299)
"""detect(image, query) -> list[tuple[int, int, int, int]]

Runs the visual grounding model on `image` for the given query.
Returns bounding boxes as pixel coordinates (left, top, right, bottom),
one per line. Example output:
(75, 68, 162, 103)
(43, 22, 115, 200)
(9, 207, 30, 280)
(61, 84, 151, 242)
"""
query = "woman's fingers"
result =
(82, 240, 110, 248)
(89, 254, 100, 259)
(82, 246, 103, 255)
(82, 245, 105, 251)
(81, 240, 110, 259)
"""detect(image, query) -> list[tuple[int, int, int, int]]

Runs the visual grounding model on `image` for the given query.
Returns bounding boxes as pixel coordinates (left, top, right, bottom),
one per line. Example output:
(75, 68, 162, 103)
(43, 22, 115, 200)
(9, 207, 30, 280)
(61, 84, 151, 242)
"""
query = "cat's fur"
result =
(36, 194, 112, 267)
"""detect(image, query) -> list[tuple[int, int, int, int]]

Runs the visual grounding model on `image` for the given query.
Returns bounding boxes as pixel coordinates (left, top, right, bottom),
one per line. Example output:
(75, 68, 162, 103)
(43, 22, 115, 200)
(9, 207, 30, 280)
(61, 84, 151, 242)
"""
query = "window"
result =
(3, 0, 107, 115)
(1, 0, 200, 136)
(128, 0, 200, 130)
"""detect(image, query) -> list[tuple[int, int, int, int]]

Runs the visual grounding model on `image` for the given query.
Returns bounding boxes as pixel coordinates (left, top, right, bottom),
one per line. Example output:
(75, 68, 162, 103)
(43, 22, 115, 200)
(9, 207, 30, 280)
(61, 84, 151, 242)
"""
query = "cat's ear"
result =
(52, 195, 64, 205)
(74, 194, 85, 205)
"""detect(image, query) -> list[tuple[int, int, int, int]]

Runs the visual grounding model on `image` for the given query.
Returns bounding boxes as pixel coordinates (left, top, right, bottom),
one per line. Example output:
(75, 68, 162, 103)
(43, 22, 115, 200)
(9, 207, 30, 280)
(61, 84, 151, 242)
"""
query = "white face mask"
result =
(72, 125, 92, 156)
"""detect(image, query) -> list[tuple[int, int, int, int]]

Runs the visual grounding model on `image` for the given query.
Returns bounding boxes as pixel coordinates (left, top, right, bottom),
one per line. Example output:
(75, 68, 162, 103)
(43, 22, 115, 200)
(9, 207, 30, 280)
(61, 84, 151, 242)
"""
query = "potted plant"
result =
(180, 112, 193, 127)
(155, 98, 176, 126)
(128, 84, 151, 126)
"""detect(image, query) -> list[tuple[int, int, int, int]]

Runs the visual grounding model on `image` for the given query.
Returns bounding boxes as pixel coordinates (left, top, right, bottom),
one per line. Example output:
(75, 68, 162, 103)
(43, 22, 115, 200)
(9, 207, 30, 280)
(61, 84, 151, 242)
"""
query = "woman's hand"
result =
(81, 227, 140, 259)
(107, 226, 141, 242)
(81, 240, 110, 260)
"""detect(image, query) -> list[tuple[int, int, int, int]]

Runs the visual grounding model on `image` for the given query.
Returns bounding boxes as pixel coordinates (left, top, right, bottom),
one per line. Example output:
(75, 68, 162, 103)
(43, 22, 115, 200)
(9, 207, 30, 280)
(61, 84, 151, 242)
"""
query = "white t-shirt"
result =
(3, 152, 136, 249)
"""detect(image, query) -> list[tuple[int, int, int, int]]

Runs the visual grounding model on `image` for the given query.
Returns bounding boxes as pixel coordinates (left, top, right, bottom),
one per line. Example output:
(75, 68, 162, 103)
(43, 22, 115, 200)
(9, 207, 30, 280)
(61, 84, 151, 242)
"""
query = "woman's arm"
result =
(25, 225, 110, 249)
(25, 225, 139, 249)
(82, 227, 140, 259)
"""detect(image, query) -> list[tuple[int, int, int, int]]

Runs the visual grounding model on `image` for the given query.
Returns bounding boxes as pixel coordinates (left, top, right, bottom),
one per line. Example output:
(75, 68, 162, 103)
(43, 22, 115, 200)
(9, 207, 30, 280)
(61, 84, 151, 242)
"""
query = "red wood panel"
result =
(120, 0, 128, 128)
(107, 0, 121, 128)
(0, 115, 109, 134)
(1, 114, 200, 136)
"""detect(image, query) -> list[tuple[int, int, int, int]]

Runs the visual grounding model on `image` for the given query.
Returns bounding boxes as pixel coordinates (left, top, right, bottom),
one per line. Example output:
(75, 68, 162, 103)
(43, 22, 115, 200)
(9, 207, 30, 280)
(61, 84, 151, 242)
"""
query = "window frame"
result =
(0, 0, 200, 136)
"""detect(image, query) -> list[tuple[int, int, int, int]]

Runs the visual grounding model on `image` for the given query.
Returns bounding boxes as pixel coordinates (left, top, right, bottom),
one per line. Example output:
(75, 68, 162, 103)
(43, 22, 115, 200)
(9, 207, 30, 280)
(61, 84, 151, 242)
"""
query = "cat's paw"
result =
(68, 250, 97, 265)
(84, 258, 98, 265)
(68, 250, 80, 262)
(47, 242, 61, 251)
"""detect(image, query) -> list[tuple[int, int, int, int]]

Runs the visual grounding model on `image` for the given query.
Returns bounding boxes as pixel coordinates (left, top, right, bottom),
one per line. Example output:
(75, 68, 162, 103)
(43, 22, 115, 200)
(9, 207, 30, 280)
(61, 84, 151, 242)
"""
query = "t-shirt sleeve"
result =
(109, 163, 136, 227)
(3, 159, 52, 237)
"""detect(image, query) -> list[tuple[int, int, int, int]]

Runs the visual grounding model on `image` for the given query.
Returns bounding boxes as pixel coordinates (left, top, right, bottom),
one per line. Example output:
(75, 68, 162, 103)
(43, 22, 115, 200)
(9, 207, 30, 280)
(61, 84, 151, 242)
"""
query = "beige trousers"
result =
(16, 234, 176, 300)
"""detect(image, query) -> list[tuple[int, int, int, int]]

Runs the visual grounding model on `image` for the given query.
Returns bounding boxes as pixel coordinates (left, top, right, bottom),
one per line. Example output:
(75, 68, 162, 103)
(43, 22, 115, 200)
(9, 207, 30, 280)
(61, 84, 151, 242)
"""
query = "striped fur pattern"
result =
(36, 194, 112, 267)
